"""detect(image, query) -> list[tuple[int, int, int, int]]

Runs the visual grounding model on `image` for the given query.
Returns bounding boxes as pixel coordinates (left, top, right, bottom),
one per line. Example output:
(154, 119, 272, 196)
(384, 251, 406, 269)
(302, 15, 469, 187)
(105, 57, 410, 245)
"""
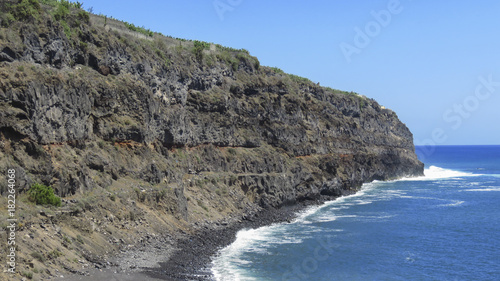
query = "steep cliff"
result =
(0, 1, 423, 279)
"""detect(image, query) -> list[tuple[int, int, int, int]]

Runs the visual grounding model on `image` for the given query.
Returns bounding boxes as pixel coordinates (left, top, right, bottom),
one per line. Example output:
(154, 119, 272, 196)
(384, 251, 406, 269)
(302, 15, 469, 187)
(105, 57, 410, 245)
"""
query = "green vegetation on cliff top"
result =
(0, 0, 362, 98)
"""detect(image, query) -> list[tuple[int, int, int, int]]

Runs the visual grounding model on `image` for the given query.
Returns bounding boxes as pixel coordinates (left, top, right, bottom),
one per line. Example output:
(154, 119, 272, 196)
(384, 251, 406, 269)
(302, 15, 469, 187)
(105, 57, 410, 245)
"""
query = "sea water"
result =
(211, 146, 500, 280)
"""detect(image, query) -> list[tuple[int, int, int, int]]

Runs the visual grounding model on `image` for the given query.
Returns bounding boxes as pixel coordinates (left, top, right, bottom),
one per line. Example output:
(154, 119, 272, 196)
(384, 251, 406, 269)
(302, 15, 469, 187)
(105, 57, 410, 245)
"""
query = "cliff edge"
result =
(0, 1, 423, 280)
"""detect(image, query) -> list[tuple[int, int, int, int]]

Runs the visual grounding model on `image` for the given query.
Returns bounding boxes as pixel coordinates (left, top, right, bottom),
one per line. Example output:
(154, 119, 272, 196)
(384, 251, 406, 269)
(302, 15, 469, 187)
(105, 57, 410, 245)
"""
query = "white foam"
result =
(292, 182, 381, 224)
(358, 214, 397, 222)
(293, 204, 328, 223)
(463, 187, 500, 192)
(314, 214, 358, 223)
(211, 225, 281, 281)
(401, 166, 478, 181)
(438, 200, 465, 207)
(375, 214, 397, 219)
(356, 200, 373, 205)
(212, 220, 312, 280)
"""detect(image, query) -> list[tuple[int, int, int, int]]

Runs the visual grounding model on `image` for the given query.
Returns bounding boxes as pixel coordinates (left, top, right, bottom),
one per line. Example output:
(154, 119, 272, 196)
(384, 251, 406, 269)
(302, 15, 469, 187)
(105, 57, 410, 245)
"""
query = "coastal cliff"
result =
(0, 1, 423, 280)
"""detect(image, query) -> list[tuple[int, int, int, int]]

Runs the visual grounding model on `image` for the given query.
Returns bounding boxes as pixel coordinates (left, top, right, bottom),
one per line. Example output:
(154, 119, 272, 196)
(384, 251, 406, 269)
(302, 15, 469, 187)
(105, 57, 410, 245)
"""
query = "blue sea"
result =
(211, 146, 500, 281)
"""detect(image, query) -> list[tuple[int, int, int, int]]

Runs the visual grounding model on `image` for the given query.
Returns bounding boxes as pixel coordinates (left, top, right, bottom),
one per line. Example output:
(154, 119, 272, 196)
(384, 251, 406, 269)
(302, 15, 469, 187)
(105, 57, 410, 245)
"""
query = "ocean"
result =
(211, 146, 500, 281)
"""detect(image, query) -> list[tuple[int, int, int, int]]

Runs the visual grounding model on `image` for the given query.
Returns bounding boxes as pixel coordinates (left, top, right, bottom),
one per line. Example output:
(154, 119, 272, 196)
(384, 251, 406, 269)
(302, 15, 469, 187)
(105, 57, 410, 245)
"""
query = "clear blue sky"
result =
(81, 0, 500, 145)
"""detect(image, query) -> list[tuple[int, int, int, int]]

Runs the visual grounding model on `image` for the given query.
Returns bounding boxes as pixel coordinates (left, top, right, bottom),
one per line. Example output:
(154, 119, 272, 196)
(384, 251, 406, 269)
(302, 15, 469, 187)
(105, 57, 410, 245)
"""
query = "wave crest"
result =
(402, 166, 478, 181)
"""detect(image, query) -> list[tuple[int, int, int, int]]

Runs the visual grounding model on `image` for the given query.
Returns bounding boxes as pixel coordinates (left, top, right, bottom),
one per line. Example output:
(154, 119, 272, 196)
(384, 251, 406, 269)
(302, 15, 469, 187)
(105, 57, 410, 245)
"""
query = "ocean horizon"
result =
(212, 145, 500, 280)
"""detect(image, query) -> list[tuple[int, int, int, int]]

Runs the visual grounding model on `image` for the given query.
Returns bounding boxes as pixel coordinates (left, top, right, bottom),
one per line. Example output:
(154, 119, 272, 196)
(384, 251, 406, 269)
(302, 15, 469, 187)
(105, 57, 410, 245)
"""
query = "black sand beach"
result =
(62, 199, 330, 281)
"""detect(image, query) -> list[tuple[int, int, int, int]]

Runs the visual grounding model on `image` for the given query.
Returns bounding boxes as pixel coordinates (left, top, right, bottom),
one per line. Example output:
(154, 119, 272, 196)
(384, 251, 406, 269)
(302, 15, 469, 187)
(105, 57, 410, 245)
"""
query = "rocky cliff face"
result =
(0, 0, 423, 214)
(0, 2, 422, 279)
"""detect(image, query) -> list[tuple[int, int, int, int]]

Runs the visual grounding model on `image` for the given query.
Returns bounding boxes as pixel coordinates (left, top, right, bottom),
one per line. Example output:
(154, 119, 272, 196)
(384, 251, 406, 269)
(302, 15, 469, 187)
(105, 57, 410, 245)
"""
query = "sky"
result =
(80, 0, 500, 145)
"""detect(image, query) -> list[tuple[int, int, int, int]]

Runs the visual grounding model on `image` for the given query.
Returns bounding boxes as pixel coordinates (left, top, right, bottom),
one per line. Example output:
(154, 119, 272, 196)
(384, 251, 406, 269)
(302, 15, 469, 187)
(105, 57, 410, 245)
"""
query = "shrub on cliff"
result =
(28, 183, 62, 207)
(52, 0, 70, 21)
(192, 40, 210, 62)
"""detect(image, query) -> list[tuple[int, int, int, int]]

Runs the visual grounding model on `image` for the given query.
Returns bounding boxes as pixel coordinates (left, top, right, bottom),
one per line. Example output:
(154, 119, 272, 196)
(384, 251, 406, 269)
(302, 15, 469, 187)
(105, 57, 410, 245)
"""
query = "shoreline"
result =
(62, 194, 347, 281)
(61, 176, 421, 281)
(142, 194, 350, 280)
(61, 174, 425, 281)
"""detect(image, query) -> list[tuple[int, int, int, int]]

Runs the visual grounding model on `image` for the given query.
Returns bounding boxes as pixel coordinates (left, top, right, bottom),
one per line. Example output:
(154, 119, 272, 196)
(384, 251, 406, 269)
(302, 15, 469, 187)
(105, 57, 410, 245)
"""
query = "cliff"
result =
(0, 1, 423, 280)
